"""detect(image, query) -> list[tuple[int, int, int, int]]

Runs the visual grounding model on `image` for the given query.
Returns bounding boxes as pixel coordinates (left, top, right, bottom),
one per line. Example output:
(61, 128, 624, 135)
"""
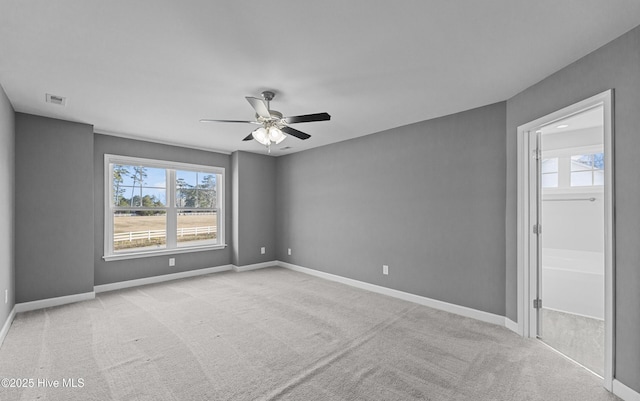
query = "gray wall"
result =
(0, 84, 15, 325)
(276, 102, 507, 316)
(15, 114, 94, 302)
(94, 134, 232, 285)
(232, 151, 277, 266)
(506, 25, 640, 392)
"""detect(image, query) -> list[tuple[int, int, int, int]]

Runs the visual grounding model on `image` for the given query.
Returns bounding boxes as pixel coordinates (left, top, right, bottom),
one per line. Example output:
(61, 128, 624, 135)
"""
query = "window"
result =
(570, 153, 604, 187)
(104, 155, 225, 261)
(540, 148, 604, 191)
(541, 158, 558, 188)
(175, 170, 218, 248)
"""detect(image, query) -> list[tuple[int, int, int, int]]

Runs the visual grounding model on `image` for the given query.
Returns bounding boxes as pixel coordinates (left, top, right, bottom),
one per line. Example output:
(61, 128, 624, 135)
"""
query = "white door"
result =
(534, 106, 606, 377)
(517, 90, 614, 389)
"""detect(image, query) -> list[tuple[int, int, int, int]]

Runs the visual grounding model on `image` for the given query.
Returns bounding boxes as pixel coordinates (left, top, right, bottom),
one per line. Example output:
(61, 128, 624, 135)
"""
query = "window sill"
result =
(103, 244, 227, 262)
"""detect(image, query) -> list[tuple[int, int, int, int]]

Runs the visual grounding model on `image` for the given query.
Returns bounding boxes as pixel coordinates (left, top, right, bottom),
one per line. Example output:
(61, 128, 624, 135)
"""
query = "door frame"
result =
(516, 90, 614, 389)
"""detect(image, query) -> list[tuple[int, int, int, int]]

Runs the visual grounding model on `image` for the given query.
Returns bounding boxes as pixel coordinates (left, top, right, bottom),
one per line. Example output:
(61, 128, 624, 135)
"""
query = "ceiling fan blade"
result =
(200, 119, 259, 124)
(283, 112, 331, 124)
(281, 126, 311, 140)
(242, 133, 254, 141)
(245, 97, 271, 119)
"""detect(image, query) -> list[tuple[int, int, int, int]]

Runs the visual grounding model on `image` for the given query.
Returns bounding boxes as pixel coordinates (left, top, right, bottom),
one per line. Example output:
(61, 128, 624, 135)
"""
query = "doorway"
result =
(517, 90, 614, 389)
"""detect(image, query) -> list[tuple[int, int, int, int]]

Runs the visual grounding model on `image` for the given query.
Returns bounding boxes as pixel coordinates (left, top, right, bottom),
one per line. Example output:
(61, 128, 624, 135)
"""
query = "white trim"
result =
(504, 318, 519, 334)
(94, 264, 234, 293)
(93, 262, 274, 294)
(613, 380, 640, 401)
(103, 244, 228, 261)
(0, 306, 16, 347)
(104, 155, 111, 259)
(167, 169, 177, 249)
(516, 118, 526, 338)
(603, 90, 615, 392)
(277, 261, 506, 327)
(516, 90, 614, 389)
(232, 261, 277, 272)
(103, 154, 226, 261)
(15, 292, 95, 313)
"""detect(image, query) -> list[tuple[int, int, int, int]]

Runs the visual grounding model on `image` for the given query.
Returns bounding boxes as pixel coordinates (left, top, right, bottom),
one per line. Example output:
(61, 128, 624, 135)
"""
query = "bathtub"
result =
(541, 248, 604, 320)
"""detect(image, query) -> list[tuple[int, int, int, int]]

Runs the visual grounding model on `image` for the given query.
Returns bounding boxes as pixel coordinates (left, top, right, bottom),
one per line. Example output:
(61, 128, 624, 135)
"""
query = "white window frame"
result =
(103, 154, 226, 261)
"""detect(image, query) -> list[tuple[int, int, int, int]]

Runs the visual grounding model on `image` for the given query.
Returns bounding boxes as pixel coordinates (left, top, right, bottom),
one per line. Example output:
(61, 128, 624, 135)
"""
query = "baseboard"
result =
(613, 380, 640, 401)
(15, 292, 96, 313)
(0, 306, 16, 347)
(505, 318, 519, 334)
(277, 261, 506, 327)
(94, 264, 234, 293)
(232, 261, 277, 272)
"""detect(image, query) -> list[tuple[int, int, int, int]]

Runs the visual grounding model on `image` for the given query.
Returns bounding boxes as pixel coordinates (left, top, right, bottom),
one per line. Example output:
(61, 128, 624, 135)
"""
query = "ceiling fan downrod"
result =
(261, 90, 275, 112)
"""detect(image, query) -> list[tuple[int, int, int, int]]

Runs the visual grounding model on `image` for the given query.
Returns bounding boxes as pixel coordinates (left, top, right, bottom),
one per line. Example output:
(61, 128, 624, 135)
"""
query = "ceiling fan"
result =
(200, 91, 330, 153)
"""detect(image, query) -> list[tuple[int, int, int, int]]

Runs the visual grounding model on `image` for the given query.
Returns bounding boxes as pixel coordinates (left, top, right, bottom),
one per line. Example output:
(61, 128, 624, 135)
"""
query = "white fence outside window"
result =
(113, 226, 217, 243)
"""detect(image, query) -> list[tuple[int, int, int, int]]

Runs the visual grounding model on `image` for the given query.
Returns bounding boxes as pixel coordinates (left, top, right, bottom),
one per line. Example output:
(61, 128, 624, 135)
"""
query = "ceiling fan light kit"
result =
(252, 126, 286, 147)
(201, 90, 330, 153)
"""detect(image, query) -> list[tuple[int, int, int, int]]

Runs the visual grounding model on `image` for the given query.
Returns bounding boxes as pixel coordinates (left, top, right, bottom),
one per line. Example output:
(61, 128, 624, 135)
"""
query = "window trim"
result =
(103, 154, 226, 261)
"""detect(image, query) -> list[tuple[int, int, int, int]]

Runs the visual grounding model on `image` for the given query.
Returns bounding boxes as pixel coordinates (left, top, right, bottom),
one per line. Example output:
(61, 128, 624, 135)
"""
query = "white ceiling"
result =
(1, 1, 639, 156)
(541, 106, 603, 135)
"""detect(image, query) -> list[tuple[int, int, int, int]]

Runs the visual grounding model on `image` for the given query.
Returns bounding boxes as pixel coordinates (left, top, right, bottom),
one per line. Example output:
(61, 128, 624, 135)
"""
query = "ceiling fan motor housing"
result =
(261, 91, 275, 102)
(257, 110, 283, 122)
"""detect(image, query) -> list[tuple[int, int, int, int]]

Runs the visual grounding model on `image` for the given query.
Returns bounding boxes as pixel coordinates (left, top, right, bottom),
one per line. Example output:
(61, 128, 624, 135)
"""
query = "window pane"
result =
(593, 153, 605, 170)
(113, 211, 167, 251)
(113, 164, 166, 206)
(594, 170, 605, 185)
(177, 211, 217, 247)
(541, 158, 558, 173)
(571, 155, 593, 171)
(176, 170, 217, 208)
(542, 173, 558, 188)
(571, 171, 593, 186)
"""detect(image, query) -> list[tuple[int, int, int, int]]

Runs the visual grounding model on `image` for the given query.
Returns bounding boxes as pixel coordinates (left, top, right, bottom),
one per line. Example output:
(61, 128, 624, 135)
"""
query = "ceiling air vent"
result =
(45, 93, 66, 106)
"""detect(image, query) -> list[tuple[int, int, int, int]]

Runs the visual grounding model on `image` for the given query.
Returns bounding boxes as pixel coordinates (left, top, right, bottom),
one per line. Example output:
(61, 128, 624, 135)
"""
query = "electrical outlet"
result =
(169, 258, 175, 267)
(288, 248, 292, 256)
(383, 265, 389, 275)
(261, 247, 266, 255)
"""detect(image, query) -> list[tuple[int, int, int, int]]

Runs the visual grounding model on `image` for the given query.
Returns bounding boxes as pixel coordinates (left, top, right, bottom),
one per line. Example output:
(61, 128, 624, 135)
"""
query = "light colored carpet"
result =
(540, 308, 605, 377)
(0, 267, 618, 400)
